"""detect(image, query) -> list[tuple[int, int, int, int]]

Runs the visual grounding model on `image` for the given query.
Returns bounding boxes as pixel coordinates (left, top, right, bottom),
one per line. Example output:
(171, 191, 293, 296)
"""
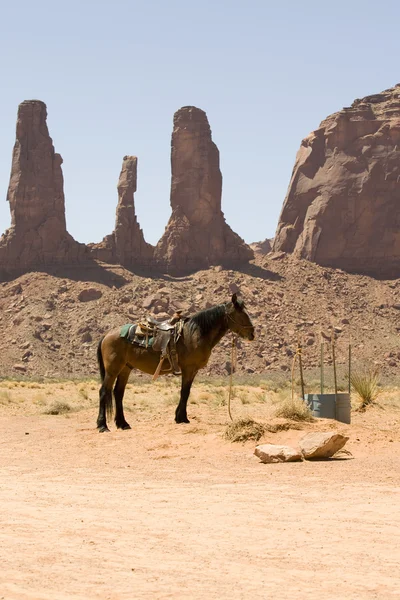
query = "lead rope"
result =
(228, 335, 238, 421)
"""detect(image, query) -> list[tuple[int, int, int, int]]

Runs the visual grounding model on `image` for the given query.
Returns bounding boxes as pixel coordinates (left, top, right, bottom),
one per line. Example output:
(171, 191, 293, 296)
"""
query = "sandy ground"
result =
(0, 380, 400, 599)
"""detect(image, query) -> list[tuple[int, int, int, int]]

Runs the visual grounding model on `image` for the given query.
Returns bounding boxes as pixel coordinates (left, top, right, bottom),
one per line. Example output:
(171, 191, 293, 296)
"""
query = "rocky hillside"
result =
(0, 253, 398, 382)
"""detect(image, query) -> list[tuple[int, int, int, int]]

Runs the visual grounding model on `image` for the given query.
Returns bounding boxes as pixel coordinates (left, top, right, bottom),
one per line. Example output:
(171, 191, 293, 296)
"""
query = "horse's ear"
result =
(231, 293, 243, 310)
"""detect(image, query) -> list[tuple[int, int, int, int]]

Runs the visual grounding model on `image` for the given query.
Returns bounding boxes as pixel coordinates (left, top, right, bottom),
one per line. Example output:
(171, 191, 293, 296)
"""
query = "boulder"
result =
(299, 432, 349, 459)
(77, 288, 103, 302)
(154, 106, 253, 273)
(254, 444, 303, 463)
(273, 84, 400, 278)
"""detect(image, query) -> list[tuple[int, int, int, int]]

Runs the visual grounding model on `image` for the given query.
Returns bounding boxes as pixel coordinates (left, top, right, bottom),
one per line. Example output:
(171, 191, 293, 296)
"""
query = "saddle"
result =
(125, 312, 184, 380)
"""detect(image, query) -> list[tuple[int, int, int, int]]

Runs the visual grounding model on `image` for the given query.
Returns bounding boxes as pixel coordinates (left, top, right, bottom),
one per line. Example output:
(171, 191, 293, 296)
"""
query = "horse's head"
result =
(226, 294, 255, 341)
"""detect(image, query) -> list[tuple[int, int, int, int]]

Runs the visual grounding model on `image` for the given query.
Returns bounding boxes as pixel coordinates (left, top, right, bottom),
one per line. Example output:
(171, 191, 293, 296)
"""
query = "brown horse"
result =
(96, 294, 255, 432)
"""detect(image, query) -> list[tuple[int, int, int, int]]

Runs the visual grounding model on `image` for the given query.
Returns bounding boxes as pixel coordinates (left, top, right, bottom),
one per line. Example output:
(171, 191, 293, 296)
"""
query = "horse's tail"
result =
(97, 337, 106, 383)
(97, 336, 113, 419)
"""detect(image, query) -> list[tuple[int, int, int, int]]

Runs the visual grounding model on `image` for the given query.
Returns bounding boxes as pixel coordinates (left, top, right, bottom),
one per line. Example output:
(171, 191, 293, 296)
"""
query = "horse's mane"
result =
(187, 303, 227, 335)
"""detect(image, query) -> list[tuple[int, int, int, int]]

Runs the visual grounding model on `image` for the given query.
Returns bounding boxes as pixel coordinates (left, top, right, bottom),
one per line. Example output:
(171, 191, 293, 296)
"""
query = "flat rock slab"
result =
(254, 444, 303, 463)
(299, 432, 349, 459)
(78, 288, 103, 302)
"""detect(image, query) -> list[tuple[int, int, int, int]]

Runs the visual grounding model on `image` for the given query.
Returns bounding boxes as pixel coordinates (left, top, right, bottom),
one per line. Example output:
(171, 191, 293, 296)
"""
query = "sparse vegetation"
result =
(78, 387, 89, 400)
(33, 393, 47, 406)
(351, 368, 380, 410)
(0, 390, 13, 404)
(274, 395, 314, 422)
(224, 418, 266, 443)
(44, 400, 72, 415)
(213, 388, 227, 407)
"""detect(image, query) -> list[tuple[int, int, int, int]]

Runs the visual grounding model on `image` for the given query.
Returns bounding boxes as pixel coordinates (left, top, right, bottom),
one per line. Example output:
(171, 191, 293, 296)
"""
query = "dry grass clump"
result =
(78, 387, 89, 400)
(0, 390, 13, 404)
(44, 401, 72, 415)
(274, 396, 314, 422)
(224, 418, 266, 443)
(351, 368, 380, 410)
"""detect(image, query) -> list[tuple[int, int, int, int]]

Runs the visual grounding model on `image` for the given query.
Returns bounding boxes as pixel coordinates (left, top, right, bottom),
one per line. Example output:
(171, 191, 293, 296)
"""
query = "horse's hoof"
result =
(175, 417, 190, 424)
(98, 426, 110, 433)
(117, 423, 131, 430)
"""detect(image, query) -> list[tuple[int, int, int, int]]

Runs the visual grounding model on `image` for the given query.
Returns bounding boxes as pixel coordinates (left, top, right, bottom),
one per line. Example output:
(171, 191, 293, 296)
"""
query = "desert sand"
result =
(0, 379, 399, 599)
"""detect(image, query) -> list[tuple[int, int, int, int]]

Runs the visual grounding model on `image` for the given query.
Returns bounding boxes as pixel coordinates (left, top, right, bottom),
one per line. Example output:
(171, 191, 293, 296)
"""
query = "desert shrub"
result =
(213, 388, 227, 406)
(274, 396, 314, 422)
(351, 368, 380, 410)
(44, 401, 72, 415)
(0, 390, 12, 404)
(224, 418, 266, 443)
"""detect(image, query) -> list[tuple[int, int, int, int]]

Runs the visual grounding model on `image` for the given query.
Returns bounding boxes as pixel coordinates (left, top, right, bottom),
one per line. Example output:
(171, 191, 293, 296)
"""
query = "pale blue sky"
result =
(0, 0, 399, 246)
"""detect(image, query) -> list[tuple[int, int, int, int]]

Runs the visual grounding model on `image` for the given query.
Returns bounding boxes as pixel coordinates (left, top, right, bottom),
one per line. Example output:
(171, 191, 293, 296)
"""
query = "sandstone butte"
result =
(89, 155, 153, 267)
(0, 101, 252, 276)
(273, 84, 400, 278)
(0, 100, 86, 275)
(154, 106, 253, 272)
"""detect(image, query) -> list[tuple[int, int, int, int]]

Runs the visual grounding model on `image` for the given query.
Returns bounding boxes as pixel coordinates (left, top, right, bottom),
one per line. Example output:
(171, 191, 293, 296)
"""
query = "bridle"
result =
(224, 304, 254, 331)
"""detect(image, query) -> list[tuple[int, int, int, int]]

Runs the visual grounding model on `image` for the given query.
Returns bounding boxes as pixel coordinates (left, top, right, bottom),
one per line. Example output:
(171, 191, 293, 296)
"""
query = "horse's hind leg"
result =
(97, 373, 117, 433)
(114, 367, 132, 430)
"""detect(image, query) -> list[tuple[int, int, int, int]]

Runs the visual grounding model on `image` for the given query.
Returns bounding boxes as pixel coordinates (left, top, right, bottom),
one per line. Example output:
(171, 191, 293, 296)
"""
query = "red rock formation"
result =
(250, 238, 273, 255)
(0, 100, 85, 272)
(90, 156, 153, 265)
(154, 106, 253, 272)
(273, 84, 400, 277)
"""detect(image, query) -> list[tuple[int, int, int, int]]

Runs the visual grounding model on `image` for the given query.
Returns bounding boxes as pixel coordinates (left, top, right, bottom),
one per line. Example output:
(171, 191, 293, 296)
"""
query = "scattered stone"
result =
(78, 288, 103, 302)
(22, 350, 33, 362)
(9, 283, 23, 295)
(81, 331, 92, 343)
(13, 363, 27, 372)
(254, 444, 303, 463)
(299, 432, 349, 459)
(228, 282, 241, 294)
(142, 294, 160, 309)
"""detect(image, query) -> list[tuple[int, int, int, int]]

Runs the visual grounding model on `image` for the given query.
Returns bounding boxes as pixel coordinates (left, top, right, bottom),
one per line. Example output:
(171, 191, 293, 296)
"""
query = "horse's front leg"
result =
(114, 366, 132, 430)
(175, 369, 197, 424)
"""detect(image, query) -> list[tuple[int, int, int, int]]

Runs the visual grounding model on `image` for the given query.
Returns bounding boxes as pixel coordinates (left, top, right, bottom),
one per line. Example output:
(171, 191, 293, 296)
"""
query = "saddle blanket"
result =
(120, 323, 154, 348)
